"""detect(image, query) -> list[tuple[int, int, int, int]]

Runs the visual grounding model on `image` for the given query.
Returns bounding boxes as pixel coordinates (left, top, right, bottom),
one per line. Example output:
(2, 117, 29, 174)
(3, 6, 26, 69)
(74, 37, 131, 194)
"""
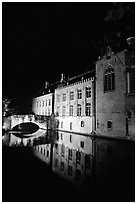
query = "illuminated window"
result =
(77, 89, 82, 99)
(86, 87, 91, 98)
(70, 91, 74, 100)
(104, 64, 115, 92)
(77, 104, 82, 116)
(86, 103, 91, 116)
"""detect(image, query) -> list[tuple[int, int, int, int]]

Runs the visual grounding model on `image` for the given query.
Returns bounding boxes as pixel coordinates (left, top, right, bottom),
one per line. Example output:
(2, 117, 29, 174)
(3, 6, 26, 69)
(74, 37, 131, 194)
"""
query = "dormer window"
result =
(104, 64, 115, 92)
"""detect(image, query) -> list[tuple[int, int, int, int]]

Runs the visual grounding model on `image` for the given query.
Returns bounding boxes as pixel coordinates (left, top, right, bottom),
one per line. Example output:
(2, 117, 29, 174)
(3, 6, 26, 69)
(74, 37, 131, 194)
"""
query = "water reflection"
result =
(2, 129, 135, 201)
(32, 131, 134, 199)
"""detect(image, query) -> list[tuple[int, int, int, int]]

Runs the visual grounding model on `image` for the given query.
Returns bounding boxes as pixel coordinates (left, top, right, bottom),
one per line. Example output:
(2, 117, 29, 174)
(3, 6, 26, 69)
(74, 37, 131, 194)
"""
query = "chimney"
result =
(45, 81, 49, 89)
(61, 73, 65, 83)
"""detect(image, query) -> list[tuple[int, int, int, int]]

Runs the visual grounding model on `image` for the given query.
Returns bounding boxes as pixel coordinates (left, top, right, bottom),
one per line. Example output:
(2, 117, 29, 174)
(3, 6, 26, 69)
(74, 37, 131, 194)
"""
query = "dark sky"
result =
(2, 2, 135, 112)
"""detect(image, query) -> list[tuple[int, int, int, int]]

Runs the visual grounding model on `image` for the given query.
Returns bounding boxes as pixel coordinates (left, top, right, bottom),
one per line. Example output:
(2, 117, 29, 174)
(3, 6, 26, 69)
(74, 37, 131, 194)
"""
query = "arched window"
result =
(104, 64, 115, 92)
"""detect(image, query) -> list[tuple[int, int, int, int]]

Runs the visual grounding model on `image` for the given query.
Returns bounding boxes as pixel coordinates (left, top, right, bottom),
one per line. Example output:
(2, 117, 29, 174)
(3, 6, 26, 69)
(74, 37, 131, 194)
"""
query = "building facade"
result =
(96, 46, 135, 139)
(54, 76, 95, 134)
(32, 93, 54, 116)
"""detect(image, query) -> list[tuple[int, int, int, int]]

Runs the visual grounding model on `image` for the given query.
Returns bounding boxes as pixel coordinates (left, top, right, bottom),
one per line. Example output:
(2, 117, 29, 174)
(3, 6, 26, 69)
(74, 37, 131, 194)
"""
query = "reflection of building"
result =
(33, 144, 51, 165)
(54, 73, 95, 134)
(52, 132, 95, 189)
(96, 45, 135, 139)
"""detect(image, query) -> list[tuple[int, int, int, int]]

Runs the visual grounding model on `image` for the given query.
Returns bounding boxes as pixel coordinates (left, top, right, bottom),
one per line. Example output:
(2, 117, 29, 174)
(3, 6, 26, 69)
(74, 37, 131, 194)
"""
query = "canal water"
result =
(2, 130, 135, 202)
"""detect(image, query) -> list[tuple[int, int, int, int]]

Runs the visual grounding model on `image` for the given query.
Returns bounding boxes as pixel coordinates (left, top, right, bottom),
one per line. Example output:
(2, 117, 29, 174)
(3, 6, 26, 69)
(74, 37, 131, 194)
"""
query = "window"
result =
(57, 94, 60, 102)
(63, 93, 66, 101)
(43, 101, 44, 107)
(127, 110, 132, 119)
(70, 91, 74, 100)
(37, 102, 38, 107)
(57, 106, 60, 116)
(69, 105, 73, 116)
(40, 101, 41, 107)
(61, 122, 63, 128)
(86, 87, 91, 98)
(62, 106, 66, 116)
(127, 68, 135, 93)
(86, 103, 91, 116)
(70, 122, 72, 130)
(77, 89, 82, 99)
(77, 104, 82, 116)
(68, 166, 73, 176)
(61, 133, 63, 140)
(46, 100, 47, 106)
(107, 120, 112, 129)
(47, 150, 49, 157)
(68, 149, 73, 160)
(104, 64, 115, 92)
(81, 121, 84, 127)
(85, 154, 90, 169)
(61, 162, 64, 171)
(49, 99, 51, 106)
(80, 141, 84, 148)
(76, 169, 81, 181)
(76, 151, 81, 164)
(55, 159, 58, 167)
(61, 144, 65, 157)
(70, 134, 72, 142)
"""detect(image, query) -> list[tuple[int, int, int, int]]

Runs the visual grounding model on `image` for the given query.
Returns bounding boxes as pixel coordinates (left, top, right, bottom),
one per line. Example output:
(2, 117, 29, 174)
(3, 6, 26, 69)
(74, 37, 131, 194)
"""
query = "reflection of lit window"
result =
(61, 162, 64, 171)
(47, 150, 49, 157)
(76, 169, 81, 181)
(85, 154, 90, 169)
(68, 149, 73, 160)
(55, 159, 58, 167)
(68, 165, 73, 176)
(61, 144, 65, 157)
(76, 151, 81, 164)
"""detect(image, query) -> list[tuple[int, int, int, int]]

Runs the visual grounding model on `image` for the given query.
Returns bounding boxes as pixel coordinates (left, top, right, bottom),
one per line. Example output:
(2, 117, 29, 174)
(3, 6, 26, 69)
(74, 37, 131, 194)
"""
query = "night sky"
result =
(2, 2, 135, 113)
